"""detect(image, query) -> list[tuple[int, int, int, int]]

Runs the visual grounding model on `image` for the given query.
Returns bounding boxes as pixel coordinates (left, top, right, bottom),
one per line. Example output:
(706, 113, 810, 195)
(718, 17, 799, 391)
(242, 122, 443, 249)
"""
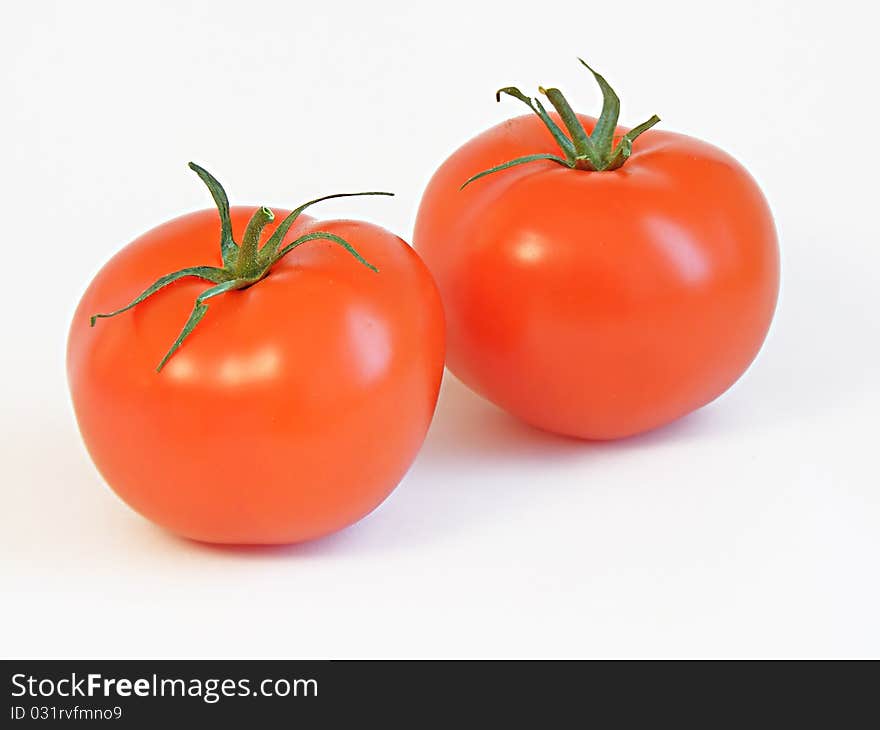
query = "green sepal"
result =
(605, 115, 662, 169)
(577, 59, 620, 154)
(460, 153, 573, 189)
(496, 87, 576, 161)
(260, 192, 393, 265)
(273, 231, 380, 272)
(155, 278, 246, 372)
(89, 266, 228, 326)
(188, 163, 238, 267)
(538, 86, 594, 159)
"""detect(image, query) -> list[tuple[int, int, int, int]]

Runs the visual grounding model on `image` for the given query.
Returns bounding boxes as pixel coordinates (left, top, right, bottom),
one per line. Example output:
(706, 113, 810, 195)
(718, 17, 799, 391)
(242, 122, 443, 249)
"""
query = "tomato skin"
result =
(68, 207, 445, 544)
(414, 113, 779, 439)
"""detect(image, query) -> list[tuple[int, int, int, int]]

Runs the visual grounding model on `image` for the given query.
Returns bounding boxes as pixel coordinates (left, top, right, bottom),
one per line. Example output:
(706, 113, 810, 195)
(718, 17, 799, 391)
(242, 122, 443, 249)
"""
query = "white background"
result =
(2, 0, 878, 658)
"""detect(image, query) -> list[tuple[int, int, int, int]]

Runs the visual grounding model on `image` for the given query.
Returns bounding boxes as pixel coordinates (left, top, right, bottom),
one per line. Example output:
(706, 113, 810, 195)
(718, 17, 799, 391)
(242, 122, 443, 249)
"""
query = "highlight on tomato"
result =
(68, 163, 445, 544)
(414, 60, 779, 440)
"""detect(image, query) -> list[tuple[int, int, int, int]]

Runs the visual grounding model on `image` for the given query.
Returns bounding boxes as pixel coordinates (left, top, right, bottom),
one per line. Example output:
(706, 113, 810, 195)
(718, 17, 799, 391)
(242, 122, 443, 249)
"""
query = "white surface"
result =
(1, 0, 878, 658)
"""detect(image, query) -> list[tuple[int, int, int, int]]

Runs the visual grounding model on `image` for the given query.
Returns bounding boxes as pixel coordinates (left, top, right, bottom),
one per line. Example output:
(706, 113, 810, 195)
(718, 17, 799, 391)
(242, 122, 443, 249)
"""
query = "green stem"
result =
(91, 164, 391, 371)
(462, 59, 660, 186)
(237, 206, 275, 276)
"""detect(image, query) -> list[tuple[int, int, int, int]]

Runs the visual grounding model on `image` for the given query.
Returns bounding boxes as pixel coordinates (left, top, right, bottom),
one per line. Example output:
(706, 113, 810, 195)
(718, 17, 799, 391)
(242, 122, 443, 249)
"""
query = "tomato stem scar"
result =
(89, 164, 393, 372)
(460, 59, 661, 188)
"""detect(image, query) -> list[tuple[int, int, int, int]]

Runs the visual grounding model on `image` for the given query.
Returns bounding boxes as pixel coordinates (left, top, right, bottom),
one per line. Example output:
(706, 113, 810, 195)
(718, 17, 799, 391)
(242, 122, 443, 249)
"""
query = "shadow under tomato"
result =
(420, 371, 719, 461)
(169, 523, 374, 559)
(354, 371, 745, 548)
(147, 372, 723, 559)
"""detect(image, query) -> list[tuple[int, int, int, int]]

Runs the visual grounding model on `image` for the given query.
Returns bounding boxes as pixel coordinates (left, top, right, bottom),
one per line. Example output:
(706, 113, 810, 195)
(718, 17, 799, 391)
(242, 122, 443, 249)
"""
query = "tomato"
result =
(414, 61, 779, 440)
(68, 164, 445, 544)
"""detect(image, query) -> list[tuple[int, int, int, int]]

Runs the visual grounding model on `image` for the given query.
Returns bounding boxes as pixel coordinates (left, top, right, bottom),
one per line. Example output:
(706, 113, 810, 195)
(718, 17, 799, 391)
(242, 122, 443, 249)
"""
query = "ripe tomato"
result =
(68, 165, 444, 544)
(414, 62, 779, 439)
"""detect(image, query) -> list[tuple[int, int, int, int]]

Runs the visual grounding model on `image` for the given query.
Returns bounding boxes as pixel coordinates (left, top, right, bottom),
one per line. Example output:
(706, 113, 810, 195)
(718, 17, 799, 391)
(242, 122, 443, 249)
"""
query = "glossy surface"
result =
(414, 114, 779, 439)
(68, 208, 445, 543)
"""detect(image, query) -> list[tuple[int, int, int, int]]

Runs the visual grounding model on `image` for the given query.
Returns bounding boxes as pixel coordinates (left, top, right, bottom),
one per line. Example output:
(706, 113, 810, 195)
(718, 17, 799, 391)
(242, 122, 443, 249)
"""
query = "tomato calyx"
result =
(460, 59, 661, 188)
(89, 163, 393, 372)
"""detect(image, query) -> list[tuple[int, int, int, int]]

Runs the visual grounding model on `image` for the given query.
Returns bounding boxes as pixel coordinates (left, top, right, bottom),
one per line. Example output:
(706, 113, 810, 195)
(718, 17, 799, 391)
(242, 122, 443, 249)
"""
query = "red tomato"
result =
(68, 166, 444, 544)
(414, 64, 778, 439)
